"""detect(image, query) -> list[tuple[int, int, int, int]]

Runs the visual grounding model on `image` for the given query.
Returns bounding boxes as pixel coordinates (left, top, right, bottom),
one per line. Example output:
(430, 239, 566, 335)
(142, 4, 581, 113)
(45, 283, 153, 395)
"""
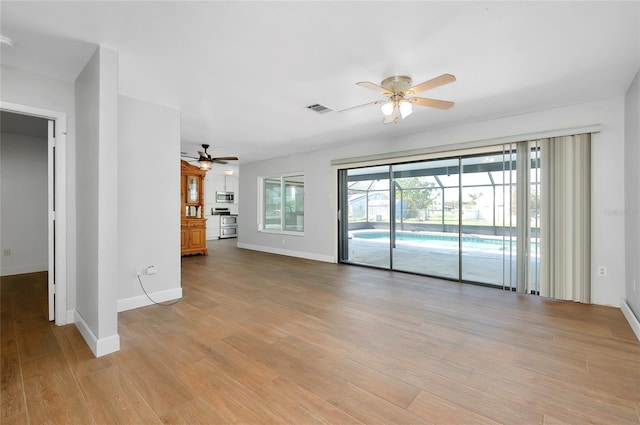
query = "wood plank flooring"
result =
(2, 239, 640, 424)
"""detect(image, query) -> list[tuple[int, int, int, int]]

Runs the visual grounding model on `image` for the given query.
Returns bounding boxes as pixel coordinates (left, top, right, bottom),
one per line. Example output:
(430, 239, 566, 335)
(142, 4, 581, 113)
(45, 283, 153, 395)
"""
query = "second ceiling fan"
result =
(182, 144, 238, 171)
(340, 73, 456, 124)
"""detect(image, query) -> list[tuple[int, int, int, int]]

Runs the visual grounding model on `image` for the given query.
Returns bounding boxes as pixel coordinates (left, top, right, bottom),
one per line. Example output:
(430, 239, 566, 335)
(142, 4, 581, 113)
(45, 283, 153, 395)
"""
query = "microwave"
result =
(216, 191, 234, 203)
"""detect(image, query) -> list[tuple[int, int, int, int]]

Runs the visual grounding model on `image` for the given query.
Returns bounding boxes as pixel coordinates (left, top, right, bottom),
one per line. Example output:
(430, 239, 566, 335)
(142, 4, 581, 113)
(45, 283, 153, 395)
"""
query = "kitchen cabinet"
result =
(206, 216, 220, 240)
(204, 172, 239, 205)
(180, 160, 208, 256)
(226, 175, 239, 203)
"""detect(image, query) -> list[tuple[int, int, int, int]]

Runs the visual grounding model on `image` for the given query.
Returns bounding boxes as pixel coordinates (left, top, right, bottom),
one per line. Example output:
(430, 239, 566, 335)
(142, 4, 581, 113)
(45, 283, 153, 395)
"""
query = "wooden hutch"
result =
(181, 160, 208, 256)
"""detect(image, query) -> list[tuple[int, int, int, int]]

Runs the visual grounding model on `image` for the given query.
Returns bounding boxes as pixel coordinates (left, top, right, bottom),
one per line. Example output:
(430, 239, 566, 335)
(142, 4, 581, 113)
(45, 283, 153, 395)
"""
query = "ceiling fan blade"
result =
(407, 74, 456, 95)
(356, 81, 393, 96)
(409, 97, 455, 109)
(181, 154, 198, 160)
(197, 151, 211, 159)
(338, 100, 386, 113)
(211, 157, 238, 164)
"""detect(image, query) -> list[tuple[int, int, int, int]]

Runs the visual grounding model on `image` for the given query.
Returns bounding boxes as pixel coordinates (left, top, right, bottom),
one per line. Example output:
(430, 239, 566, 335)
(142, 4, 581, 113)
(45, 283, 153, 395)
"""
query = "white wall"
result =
(239, 96, 627, 307)
(0, 132, 48, 275)
(74, 46, 120, 356)
(2, 53, 183, 354)
(75, 50, 100, 335)
(238, 152, 335, 262)
(0, 65, 76, 319)
(117, 95, 181, 310)
(624, 69, 640, 321)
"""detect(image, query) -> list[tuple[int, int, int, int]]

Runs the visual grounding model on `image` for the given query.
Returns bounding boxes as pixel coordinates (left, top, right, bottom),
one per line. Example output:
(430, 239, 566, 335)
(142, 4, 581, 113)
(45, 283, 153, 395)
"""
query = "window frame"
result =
(258, 172, 305, 235)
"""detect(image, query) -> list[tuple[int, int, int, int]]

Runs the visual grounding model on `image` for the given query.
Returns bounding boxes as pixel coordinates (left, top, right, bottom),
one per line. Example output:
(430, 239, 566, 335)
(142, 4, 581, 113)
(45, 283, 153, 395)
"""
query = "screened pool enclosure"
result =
(338, 144, 542, 292)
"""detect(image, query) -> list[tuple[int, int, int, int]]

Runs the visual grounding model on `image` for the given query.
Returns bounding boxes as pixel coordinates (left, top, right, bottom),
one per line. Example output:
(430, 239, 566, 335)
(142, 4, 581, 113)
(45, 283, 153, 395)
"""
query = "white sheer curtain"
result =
(540, 133, 591, 302)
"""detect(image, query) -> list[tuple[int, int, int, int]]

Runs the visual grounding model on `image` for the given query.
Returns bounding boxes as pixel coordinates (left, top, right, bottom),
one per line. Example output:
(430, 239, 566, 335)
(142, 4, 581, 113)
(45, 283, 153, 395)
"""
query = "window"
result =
(260, 174, 304, 233)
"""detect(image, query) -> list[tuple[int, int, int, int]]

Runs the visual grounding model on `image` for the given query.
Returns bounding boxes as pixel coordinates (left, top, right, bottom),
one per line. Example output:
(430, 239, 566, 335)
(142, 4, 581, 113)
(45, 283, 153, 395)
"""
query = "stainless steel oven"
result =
(220, 214, 238, 239)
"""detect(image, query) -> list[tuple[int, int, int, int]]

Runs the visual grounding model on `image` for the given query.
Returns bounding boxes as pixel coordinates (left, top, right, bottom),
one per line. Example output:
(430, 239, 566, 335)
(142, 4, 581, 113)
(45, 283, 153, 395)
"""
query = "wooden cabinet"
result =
(181, 160, 208, 256)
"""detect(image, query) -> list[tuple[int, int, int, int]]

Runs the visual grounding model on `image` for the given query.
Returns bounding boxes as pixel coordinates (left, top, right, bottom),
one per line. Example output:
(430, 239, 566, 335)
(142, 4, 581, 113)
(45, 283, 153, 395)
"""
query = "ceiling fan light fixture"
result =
(197, 143, 213, 171)
(383, 107, 402, 124)
(399, 100, 413, 119)
(380, 101, 394, 116)
(198, 159, 212, 171)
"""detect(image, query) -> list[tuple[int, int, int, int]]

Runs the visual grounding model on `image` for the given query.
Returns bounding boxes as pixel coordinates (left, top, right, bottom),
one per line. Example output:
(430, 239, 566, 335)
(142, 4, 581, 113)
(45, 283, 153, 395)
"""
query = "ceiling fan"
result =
(181, 144, 238, 171)
(339, 73, 456, 124)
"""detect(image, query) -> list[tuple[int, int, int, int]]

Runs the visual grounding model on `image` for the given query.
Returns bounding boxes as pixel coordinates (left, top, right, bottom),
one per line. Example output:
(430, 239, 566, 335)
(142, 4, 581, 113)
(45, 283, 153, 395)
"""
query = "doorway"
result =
(0, 102, 68, 324)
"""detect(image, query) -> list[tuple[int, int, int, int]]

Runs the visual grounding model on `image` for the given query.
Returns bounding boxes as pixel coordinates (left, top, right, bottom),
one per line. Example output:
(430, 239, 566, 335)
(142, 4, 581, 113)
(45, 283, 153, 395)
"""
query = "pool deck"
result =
(347, 235, 540, 289)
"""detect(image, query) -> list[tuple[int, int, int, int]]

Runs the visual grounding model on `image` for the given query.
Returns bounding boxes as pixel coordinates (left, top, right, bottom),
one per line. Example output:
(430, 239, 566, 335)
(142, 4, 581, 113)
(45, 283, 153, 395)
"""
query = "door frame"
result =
(1, 101, 68, 325)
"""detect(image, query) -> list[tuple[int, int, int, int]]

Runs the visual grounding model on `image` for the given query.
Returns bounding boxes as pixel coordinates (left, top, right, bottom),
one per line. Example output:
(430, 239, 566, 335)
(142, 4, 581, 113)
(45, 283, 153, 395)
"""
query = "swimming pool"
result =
(350, 230, 540, 254)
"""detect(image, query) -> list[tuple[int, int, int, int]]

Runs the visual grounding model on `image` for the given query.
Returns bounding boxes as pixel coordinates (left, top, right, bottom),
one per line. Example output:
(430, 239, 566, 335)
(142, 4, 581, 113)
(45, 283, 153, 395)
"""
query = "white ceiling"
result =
(1, 1, 638, 164)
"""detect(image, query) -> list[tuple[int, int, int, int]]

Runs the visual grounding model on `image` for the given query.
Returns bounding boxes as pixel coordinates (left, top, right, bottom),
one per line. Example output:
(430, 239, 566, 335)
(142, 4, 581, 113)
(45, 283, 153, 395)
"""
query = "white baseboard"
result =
(117, 287, 183, 312)
(66, 309, 75, 325)
(0, 264, 47, 276)
(96, 334, 120, 357)
(74, 311, 120, 357)
(620, 298, 640, 342)
(237, 243, 335, 263)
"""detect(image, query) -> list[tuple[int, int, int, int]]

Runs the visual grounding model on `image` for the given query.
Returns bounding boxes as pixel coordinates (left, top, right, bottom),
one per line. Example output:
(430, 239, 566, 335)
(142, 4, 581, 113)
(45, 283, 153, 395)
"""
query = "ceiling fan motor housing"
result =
(381, 76, 413, 95)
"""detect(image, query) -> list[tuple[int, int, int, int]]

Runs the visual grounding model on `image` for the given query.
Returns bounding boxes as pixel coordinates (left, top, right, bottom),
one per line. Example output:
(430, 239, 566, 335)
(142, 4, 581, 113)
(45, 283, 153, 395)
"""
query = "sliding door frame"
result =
(337, 145, 541, 291)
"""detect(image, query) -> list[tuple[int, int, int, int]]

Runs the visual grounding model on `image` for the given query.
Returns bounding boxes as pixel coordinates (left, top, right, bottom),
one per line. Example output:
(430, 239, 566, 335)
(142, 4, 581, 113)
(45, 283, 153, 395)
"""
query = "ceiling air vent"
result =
(306, 103, 332, 114)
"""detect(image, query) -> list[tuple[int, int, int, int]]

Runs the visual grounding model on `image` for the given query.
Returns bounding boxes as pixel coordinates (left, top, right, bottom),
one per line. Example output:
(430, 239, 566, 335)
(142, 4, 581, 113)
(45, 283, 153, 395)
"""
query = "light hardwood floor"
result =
(2, 239, 640, 424)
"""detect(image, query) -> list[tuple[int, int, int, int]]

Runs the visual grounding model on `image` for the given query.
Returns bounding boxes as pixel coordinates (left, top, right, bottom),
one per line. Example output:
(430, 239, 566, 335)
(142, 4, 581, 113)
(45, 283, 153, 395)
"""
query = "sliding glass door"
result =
(392, 159, 460, 280)
(459, 151, 519, 286)
(338, 144, 542, 292)
(341, 166, 391, 269)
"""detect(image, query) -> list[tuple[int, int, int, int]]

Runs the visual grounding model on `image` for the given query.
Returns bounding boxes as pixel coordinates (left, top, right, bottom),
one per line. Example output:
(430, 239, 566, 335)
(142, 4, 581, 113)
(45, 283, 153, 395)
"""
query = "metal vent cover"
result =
(306, 103, 332, 114)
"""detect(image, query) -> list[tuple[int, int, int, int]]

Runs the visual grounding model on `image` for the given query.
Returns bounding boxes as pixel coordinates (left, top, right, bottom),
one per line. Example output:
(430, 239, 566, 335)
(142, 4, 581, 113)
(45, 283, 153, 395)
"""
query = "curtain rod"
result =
(331, 124, 601, 168)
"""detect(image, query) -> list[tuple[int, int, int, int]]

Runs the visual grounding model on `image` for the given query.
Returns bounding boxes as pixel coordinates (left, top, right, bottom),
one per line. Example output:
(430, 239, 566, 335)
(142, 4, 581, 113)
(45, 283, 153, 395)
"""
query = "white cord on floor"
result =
(137, 274, 180, 306)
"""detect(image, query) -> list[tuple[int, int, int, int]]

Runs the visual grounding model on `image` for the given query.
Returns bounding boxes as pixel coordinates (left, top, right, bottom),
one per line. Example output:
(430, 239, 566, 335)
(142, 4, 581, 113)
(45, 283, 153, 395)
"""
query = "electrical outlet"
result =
(137, 266, 158, 276)
(3, 248, 11, 256)
(597, 266, 607, 277)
